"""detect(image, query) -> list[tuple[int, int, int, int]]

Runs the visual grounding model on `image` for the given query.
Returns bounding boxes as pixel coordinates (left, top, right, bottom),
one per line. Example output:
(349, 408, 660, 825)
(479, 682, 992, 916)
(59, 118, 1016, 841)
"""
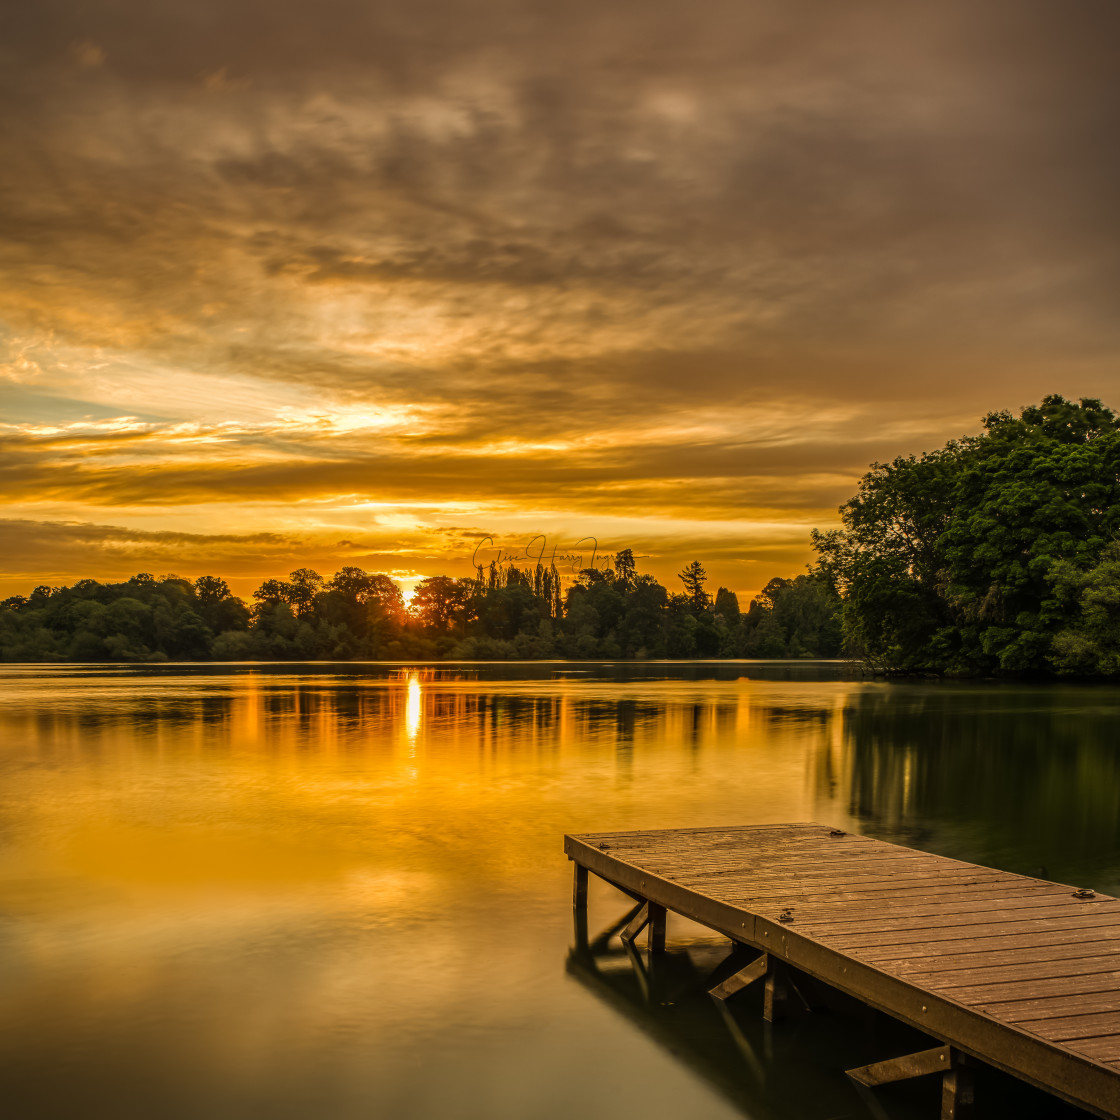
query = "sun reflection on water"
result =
(405, 673, 422, 747)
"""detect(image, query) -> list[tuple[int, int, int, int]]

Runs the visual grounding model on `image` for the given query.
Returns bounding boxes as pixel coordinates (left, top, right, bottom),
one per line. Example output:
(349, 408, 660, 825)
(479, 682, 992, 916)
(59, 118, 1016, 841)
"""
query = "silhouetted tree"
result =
(613, 549, 637, 590)
(194, 576, 250, 634)
(714, 587, 740, 621)
(410, 576, 473, 633)
(287, 568, 324, 618)
(678, 561, 711, 613)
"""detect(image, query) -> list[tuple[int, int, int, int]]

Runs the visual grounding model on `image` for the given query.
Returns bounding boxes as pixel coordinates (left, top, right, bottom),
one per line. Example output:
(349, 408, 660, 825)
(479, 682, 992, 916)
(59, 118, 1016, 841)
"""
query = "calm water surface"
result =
(2, 662, 1119, 1119)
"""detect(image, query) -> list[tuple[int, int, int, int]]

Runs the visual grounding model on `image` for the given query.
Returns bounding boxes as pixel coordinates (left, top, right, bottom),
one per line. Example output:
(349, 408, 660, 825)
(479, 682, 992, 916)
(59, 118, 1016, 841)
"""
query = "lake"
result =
(1, 662, 1118, 1119)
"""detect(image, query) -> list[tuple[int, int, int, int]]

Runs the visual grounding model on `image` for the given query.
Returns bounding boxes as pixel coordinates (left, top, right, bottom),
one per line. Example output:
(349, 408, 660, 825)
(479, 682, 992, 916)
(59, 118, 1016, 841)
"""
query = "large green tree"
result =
(813, 396, 1120, 675)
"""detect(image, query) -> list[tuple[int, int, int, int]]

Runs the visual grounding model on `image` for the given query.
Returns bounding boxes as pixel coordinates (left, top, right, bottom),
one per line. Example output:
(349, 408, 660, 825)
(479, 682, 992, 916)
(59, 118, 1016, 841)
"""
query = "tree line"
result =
(0, 551, 843, 664)
(812, 394, 1120, 677)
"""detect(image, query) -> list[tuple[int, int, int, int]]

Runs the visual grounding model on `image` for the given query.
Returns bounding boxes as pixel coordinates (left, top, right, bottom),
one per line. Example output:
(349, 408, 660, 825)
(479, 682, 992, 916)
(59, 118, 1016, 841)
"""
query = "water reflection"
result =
(833, 684, 1120, 890)
(0, 664, 1118, 1119)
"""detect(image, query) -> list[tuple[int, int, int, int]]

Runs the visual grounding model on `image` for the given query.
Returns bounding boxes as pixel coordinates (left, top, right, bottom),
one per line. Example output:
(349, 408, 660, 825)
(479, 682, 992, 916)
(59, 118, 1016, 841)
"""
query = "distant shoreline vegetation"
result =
(0, 552, 843, 665)
(2, 395, 1117, 678)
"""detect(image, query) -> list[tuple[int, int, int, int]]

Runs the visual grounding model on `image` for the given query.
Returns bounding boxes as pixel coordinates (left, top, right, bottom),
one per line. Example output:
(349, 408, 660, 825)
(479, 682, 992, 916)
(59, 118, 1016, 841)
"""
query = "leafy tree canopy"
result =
(812, 395, 1120, 676)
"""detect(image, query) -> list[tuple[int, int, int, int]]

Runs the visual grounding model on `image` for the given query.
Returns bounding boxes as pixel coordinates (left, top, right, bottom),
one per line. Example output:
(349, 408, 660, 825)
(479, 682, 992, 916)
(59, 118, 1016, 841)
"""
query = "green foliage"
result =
(0, 574, 247, 663)
(739, 576, 844, 658)
(813, 395, 1120, 676)
(1048, 543, 1120, 676)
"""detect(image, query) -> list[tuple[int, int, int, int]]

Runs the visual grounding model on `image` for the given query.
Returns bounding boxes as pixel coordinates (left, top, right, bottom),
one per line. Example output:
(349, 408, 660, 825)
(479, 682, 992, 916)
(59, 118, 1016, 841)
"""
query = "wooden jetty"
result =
(566, 823, 1120, 1119)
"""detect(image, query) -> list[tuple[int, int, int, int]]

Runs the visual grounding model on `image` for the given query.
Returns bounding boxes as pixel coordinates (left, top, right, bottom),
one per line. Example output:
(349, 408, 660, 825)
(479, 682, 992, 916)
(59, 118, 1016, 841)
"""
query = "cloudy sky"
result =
(2, 0, 1118, 600)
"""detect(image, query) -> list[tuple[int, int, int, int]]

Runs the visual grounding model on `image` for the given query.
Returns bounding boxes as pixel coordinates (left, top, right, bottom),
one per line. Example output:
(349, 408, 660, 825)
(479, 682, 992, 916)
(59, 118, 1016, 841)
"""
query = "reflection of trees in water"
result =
(833, 687, 1120, 889)
(762, 707, 831, 725)
(7, 663, 866, 776)
(10, 679, 797, 771)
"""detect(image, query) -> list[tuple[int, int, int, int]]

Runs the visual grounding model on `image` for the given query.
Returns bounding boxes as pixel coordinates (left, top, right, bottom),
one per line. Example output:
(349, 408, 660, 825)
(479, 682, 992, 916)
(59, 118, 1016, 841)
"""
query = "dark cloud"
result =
(5, 2, 1119, 355)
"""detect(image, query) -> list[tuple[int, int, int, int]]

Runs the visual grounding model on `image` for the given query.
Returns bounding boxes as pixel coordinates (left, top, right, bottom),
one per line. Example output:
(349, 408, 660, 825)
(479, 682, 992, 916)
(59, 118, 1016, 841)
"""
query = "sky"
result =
(2, 0, 1119, 602)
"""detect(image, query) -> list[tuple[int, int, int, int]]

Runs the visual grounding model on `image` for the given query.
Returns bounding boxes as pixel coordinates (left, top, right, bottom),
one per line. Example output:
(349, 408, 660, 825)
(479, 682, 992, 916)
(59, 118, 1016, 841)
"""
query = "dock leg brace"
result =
(708, 952, 789, 1023)
(847, 1044, 973, 1120)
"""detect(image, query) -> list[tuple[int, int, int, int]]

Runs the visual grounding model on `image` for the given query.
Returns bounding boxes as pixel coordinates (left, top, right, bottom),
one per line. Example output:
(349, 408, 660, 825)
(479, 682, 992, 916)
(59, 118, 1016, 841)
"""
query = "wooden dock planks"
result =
(565, 823, 1120, 1118)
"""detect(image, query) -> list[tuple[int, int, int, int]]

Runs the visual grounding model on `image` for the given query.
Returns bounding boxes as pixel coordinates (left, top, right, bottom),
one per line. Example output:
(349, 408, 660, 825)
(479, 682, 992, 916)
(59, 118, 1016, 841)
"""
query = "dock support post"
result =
(647, 902, 667, 953)
(942, 1065, 974, 1120)
(572, 863, 589, 951)
(763, 959, 788, 1024)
